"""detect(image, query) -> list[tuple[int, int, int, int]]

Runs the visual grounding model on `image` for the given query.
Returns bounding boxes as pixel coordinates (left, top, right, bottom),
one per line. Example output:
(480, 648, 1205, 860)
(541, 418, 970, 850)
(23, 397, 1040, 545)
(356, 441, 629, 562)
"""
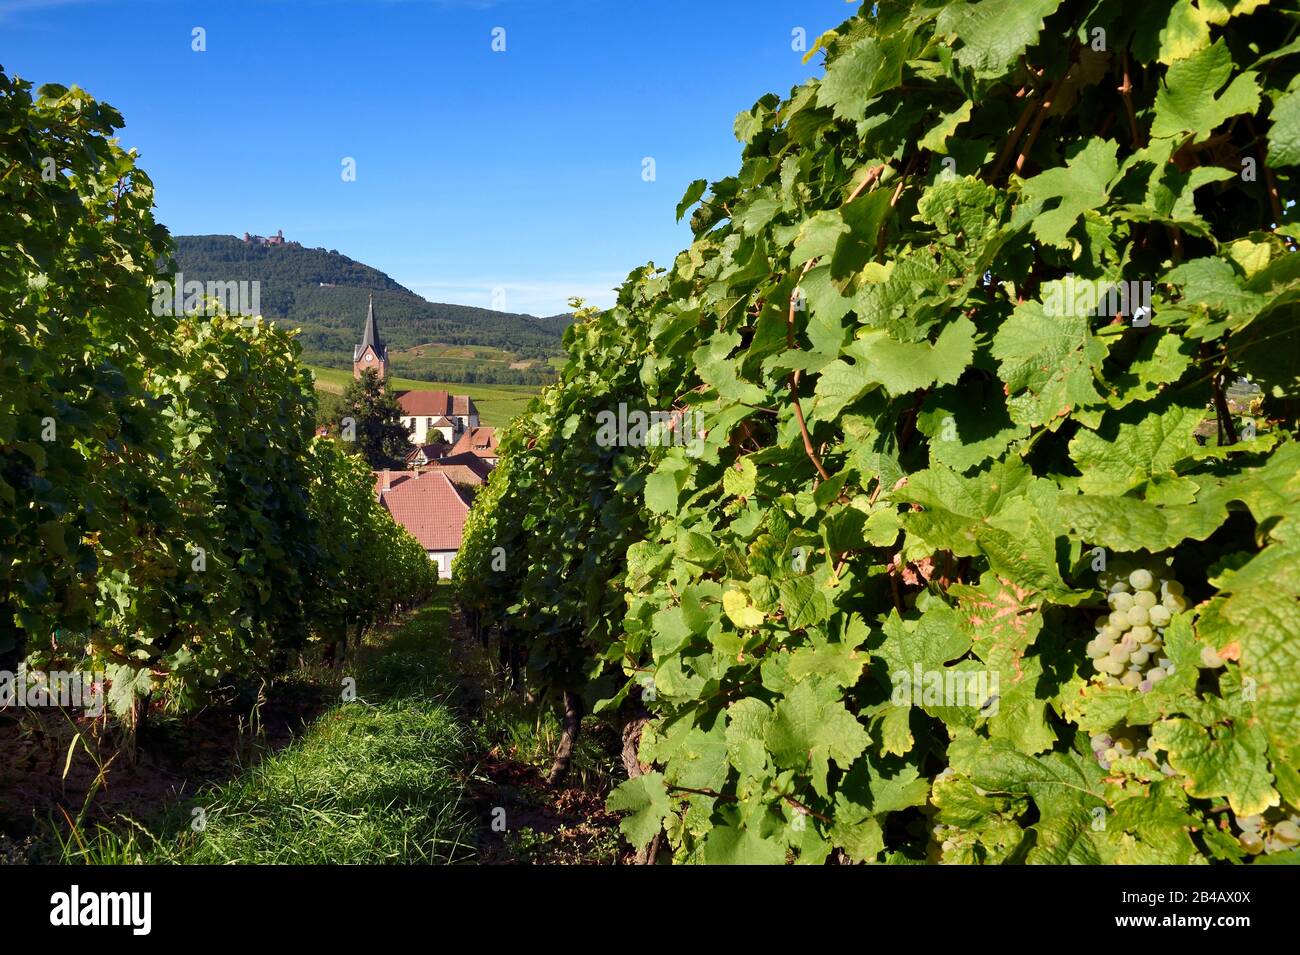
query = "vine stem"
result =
(1120, 52, 1143, 149)
(667, 784, 736, 802)
(989, 88, 1040, 183)
(1013, 71, 1066, 176)
(845, 163, 886, 204)
(787, 258, 831, 481)
(875, 155, 919, 259)
(784, 795, 832, 824)
(789, 371, 830, 480)
(781, 163, 891, 483)
(1245, 117, 1284, 226)
(898, 390, 927, 450)
(888, 560, 905, 612)
(868, 475, 907, 508)
(1212, 370, 1239, 446)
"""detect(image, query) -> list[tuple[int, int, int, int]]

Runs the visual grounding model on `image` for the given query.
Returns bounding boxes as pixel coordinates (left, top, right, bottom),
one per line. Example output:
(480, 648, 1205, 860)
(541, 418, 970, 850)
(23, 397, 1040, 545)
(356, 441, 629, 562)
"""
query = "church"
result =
(351, 295, 499, 577)
(352, 293, 482, 446)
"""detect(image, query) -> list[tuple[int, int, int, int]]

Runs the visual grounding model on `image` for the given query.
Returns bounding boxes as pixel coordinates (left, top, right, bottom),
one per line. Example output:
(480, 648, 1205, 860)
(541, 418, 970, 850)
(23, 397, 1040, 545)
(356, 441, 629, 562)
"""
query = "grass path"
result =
(65, 592, 475, 864)
(58, 586, 629, 865)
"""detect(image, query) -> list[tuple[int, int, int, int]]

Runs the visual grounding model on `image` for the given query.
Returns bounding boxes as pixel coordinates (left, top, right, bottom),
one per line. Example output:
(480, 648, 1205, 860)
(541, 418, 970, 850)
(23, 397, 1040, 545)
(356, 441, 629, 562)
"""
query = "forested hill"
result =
(169, 235, 570, 368)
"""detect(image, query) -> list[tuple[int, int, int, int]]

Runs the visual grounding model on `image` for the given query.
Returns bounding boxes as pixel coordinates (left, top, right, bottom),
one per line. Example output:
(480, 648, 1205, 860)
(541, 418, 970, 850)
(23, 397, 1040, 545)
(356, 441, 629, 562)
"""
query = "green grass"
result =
(308, 364, 538, 427)
(60, 591, 476, 865)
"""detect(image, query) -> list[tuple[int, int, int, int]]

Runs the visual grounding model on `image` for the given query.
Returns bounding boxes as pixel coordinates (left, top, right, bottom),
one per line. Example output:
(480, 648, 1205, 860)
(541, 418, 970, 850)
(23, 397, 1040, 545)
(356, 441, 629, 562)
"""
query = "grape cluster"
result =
(1089, 727, 1175, 775)
(1086, 564, 1188, 691)
(1234, 809, 1300, 856)
(927, 820, 963, 862)
(926, 769, 963, 861)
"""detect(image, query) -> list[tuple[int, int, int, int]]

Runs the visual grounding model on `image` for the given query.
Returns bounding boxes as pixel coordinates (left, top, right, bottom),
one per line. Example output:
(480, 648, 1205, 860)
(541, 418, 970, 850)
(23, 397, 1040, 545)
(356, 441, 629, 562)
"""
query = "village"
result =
(350, 296, 499, 578)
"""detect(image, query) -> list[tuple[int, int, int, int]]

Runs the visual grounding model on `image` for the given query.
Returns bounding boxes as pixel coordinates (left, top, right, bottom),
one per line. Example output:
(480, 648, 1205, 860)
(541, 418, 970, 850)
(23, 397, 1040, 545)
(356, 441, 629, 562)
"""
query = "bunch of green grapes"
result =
(1234, 808, 1300, 856)
(1088, 726, 1175, 775)
(926, 820, 964, 862)
(1085, 563, 1188, 691)
(925, 769, 962, 861)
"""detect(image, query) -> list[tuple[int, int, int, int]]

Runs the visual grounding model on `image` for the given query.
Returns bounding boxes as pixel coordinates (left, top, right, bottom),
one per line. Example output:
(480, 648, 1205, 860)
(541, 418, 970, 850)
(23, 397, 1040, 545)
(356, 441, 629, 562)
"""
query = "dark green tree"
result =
(315, 389, 345, 431)
(334, 368, 410, 469)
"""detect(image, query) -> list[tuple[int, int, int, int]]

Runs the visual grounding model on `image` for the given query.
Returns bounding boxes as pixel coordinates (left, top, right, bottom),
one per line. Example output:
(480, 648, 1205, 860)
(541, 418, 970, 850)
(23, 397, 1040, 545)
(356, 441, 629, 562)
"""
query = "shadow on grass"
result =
(51, 589, 476, 865)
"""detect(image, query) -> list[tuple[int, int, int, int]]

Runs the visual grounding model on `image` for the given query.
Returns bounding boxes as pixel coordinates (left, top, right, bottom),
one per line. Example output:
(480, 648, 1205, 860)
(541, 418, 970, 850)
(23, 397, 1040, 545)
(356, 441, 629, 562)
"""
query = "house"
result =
(449, 426, 499, 466)
(419, 451, 492, 487)
(349, 299, 481, 445)
(404, 443, 450, 467)
(387, 452, 491, 490)
(374, 469, 470, 578)
(393, 391, 478, 445)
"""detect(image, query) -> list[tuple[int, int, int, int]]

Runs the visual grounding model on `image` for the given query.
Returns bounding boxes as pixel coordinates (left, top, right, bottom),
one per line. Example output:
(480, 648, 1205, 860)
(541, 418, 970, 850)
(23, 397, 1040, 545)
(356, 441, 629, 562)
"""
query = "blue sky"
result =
(3, 0, 853, 315)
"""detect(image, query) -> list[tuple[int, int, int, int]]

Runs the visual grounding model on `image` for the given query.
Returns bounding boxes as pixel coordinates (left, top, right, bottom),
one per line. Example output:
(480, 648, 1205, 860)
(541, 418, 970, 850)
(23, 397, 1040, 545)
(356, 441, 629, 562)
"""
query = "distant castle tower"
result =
(353, 293, 388, 380)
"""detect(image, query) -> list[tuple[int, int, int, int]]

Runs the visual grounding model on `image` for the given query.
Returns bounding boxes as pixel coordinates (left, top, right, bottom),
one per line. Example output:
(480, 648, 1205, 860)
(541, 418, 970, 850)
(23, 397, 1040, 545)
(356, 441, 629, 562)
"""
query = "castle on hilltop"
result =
(242, 229, 295, 247)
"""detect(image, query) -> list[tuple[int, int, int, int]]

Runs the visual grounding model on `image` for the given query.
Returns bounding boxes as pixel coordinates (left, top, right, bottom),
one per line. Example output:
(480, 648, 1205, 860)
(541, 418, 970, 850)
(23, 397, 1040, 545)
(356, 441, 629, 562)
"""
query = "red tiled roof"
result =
(404, 443, 449, 464)
(426, 464, 485, 486)
(396, 390, 450, 416)
(435, 451, 492, 479)
(373, 469, 414, 496)
(420, 452, 492, 486)
(379, 471, 469, 551)
(397, 390, 478, 420)
(450, 426, 499, 458)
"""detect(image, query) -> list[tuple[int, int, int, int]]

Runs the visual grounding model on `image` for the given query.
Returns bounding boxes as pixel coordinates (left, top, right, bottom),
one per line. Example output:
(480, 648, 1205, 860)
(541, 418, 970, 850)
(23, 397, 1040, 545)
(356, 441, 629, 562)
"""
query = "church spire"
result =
(353, 293, 388, 378)
(359, 293, 384, 355)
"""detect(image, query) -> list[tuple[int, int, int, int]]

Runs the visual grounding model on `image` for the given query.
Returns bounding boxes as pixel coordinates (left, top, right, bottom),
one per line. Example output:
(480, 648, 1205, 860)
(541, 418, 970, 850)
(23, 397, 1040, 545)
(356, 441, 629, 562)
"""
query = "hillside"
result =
(169, 235, 569, 384)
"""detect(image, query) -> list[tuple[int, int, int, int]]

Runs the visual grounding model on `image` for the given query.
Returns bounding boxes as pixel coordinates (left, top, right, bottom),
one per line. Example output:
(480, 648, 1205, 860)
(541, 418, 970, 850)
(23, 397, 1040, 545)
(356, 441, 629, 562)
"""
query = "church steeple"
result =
(352, 293, 388, 379)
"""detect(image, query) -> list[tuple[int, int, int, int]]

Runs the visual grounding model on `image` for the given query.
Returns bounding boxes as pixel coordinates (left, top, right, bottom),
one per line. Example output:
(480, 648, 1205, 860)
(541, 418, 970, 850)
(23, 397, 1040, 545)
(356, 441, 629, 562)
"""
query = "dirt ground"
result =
(0, 679, 330, 862)
(442, 609, 630, 865)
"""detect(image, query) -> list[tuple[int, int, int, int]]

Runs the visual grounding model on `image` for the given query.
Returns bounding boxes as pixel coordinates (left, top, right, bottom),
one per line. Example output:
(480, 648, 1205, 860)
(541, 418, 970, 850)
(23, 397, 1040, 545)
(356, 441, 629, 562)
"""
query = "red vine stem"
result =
(1245, 117, 1284, 226)
(845, 163, 886, 204)
(783, 164, 891, 484)
(784, 796, 832, 824)
(1014, 72, 1065, 176)
(989, 89, 1040, 183)
(1120, 52, 1143, 149)
(787, 258, 830, 482)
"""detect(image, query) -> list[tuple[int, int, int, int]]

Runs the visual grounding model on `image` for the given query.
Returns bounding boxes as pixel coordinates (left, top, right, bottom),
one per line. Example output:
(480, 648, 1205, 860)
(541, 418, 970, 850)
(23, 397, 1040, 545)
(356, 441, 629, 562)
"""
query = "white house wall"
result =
(402, 416, 468, 446)
(403, 417, 425, 443)
(428, 549, 457, 579)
